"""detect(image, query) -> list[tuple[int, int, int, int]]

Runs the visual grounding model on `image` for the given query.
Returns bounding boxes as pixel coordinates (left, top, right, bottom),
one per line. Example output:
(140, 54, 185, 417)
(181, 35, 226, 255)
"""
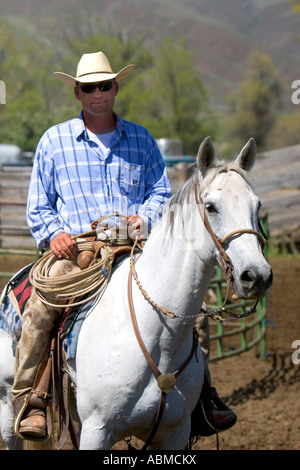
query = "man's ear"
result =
(74, 86, 80, 101)
(114, 81, 119, 96)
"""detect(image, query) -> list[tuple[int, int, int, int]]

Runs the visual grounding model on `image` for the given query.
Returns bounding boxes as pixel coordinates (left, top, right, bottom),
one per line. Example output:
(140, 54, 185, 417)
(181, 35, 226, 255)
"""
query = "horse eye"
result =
(205, 203, 217, 214)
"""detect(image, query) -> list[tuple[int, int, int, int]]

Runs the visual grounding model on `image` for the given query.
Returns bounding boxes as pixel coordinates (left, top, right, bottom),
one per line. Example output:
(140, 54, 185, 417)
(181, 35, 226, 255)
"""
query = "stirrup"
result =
(190, 383, 237, 439)
(14, 393, 53, 442)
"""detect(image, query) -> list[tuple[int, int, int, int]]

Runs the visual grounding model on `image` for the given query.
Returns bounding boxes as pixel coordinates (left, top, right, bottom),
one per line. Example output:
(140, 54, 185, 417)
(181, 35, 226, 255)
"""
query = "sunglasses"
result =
(78, 80, 114, 94)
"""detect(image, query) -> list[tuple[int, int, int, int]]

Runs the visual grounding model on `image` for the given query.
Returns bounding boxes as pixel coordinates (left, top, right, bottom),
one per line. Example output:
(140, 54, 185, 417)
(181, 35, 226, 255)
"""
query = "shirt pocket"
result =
(119, 162, 145, 200)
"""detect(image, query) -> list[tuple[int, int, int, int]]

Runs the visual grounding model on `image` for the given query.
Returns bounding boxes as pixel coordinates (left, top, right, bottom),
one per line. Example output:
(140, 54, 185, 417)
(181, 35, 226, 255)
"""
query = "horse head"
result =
(197, 137, 273, 300)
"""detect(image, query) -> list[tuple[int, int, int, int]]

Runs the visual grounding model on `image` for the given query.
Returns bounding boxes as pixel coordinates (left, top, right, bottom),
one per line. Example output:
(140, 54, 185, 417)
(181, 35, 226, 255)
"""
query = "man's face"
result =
(74, 80, 119, 118)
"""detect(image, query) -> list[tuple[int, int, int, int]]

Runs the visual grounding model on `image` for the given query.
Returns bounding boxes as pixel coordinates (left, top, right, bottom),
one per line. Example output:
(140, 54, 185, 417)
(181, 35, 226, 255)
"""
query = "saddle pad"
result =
(0, 263, 34, 341)
(0, 263, 98, 360)
(0, 292, 21, 342)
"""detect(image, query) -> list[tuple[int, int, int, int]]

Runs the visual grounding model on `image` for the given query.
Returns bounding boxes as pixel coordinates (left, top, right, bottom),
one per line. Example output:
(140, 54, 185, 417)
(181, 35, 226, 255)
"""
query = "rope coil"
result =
(29, 240, 115, 308)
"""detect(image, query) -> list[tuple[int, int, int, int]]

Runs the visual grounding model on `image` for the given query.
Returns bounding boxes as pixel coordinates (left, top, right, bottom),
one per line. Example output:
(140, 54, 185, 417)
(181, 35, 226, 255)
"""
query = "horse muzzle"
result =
(232, 265, 273, 300)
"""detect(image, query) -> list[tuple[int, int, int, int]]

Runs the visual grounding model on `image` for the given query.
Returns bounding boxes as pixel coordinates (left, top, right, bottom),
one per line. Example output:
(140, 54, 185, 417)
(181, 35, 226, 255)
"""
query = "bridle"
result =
(194, 183, 267, 322)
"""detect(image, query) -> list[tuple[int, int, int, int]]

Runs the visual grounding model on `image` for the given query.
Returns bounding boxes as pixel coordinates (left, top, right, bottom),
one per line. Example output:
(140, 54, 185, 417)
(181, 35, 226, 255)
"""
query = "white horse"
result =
(0, 137, 272, 450)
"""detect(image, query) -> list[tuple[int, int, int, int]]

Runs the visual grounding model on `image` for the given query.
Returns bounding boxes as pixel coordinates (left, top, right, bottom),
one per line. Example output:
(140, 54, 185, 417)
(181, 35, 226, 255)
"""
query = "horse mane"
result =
(156, 159, 255, 239)
(171, 160, 254, 205)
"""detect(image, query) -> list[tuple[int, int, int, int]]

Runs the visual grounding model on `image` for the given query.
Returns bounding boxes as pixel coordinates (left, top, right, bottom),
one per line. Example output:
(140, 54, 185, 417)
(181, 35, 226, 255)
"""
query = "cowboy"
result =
(12, 51, 236, 442)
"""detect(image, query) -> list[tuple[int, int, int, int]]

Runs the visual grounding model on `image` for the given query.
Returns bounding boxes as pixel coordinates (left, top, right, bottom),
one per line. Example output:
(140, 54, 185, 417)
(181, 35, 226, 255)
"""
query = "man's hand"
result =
(127, 215, 147, 241)
(50, 232, 77, 259)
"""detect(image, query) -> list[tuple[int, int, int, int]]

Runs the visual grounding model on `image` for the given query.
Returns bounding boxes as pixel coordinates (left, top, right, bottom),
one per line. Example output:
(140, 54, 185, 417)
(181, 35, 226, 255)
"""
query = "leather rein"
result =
(126, 182, 267, 449)
(127, 269, 198, 450)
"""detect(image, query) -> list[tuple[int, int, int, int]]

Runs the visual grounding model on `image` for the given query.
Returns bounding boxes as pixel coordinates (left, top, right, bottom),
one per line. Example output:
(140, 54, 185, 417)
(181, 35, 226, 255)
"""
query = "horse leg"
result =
(149, 421, 191, 451)
(0, 401, 23, 450)
(79, 416, 112, 450)
(0, 329, 22, 449)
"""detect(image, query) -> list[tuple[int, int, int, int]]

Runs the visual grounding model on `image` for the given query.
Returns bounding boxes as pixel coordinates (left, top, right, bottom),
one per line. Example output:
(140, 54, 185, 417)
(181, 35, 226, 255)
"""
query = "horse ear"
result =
(234, 138, 257, 171)
(197, 136, 216, 174)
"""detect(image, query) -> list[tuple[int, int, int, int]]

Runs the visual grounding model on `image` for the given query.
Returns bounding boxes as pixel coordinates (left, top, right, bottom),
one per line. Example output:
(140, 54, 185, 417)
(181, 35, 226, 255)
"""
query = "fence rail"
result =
(208, 215, 269, 361)
(0, 198, 36, 254)
(0, 165, 35, 253)
(208, 269, 268, 361)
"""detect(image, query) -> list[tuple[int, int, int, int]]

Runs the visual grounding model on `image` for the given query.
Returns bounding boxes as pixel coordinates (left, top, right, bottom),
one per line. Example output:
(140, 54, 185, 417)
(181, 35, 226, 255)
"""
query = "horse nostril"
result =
(240, 270, 255, 284)
(240, 268, 273, 290)
(267, 269, 273, 289)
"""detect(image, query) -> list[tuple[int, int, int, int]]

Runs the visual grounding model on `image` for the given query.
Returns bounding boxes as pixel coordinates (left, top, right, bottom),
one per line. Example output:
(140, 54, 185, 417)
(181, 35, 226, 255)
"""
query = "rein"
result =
(127, 253, 198, 450)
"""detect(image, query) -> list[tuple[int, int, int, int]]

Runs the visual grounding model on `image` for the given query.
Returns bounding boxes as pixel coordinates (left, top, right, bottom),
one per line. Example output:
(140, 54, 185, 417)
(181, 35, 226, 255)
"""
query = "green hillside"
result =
(1, 0, 299, 109)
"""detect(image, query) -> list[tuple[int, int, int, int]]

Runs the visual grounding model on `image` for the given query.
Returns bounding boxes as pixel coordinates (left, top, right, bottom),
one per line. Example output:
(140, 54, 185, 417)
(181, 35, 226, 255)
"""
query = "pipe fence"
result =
(208, 215, 269, 360)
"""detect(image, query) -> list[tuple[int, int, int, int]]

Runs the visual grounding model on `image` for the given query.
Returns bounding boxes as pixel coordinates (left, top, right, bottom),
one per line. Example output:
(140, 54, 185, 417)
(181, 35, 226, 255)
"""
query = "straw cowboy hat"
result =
(54, 51, 135, 86)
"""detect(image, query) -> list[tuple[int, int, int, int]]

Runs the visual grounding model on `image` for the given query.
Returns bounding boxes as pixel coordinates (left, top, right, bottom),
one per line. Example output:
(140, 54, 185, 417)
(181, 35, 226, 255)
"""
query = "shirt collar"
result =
(114, 113, 126, 140)
(73, 112, 126, 141)
(74, 112, 87, 140)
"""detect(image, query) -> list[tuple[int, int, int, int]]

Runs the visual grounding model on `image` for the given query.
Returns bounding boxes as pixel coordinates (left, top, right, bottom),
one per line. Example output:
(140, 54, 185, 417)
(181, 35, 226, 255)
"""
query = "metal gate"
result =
(208, 216, 269, 361)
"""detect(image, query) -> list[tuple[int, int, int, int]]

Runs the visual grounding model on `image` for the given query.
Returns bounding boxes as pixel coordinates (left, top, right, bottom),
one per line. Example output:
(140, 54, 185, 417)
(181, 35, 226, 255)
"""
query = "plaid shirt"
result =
(27, 113, 172, 249)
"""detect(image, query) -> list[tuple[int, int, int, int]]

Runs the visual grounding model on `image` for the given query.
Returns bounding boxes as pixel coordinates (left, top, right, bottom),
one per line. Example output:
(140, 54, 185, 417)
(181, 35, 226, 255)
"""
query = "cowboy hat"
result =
(54, 51, 135, 86)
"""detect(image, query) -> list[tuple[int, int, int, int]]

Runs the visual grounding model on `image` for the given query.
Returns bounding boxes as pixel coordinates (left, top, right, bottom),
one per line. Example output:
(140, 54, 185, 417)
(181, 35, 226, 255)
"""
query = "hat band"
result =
(77, 71, 112, 78)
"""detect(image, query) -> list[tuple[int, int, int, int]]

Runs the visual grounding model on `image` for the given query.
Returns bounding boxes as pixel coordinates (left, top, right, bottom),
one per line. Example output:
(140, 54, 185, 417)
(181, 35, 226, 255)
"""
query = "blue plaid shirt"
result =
(27, 113, 172, 249)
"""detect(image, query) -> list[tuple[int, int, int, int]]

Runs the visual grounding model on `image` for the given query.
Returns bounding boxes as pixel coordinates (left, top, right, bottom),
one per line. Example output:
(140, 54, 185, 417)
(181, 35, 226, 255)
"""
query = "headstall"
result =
(194, 184, 267, 322)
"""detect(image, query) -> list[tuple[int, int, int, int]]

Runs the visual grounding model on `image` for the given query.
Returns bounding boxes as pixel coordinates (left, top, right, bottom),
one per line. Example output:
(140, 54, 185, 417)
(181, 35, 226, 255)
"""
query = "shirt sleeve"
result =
(137, 139, 172, 233)
(26, 137, 64, 249)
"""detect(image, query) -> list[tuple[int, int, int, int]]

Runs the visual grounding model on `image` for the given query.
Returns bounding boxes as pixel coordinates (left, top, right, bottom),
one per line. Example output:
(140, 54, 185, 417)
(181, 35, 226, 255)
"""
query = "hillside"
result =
(1, 0, 300, 110)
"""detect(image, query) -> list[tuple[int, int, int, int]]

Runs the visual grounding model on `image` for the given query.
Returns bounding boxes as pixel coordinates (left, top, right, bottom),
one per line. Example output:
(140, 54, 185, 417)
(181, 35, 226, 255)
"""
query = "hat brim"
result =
(53, 64, 135, 86)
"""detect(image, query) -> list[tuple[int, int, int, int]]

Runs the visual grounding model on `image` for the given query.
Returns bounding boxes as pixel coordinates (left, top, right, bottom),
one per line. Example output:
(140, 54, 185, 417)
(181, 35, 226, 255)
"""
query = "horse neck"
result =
(137, 211, 216, 321)
(129, 225, 214, 371)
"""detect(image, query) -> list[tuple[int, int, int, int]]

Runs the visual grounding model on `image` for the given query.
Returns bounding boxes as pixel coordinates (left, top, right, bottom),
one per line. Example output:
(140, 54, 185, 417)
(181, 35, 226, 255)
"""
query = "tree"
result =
(0, 20, 59, 150)
(226, 52, 283, 150)
(0, 25, 211, 155)
(266, 111, 300, 149)
(120, 37, 210, 155)
(289, 0, 300, 12)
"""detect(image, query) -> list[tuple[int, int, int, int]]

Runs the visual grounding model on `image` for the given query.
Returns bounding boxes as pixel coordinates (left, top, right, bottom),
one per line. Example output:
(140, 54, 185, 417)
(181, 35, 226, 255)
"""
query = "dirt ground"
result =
(195, 255, 300, 451)
(0, 255, 299, 451)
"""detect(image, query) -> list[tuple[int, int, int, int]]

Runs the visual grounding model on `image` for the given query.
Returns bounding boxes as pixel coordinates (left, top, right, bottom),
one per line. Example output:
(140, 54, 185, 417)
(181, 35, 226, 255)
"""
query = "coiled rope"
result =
(29, 240, 115, 308)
